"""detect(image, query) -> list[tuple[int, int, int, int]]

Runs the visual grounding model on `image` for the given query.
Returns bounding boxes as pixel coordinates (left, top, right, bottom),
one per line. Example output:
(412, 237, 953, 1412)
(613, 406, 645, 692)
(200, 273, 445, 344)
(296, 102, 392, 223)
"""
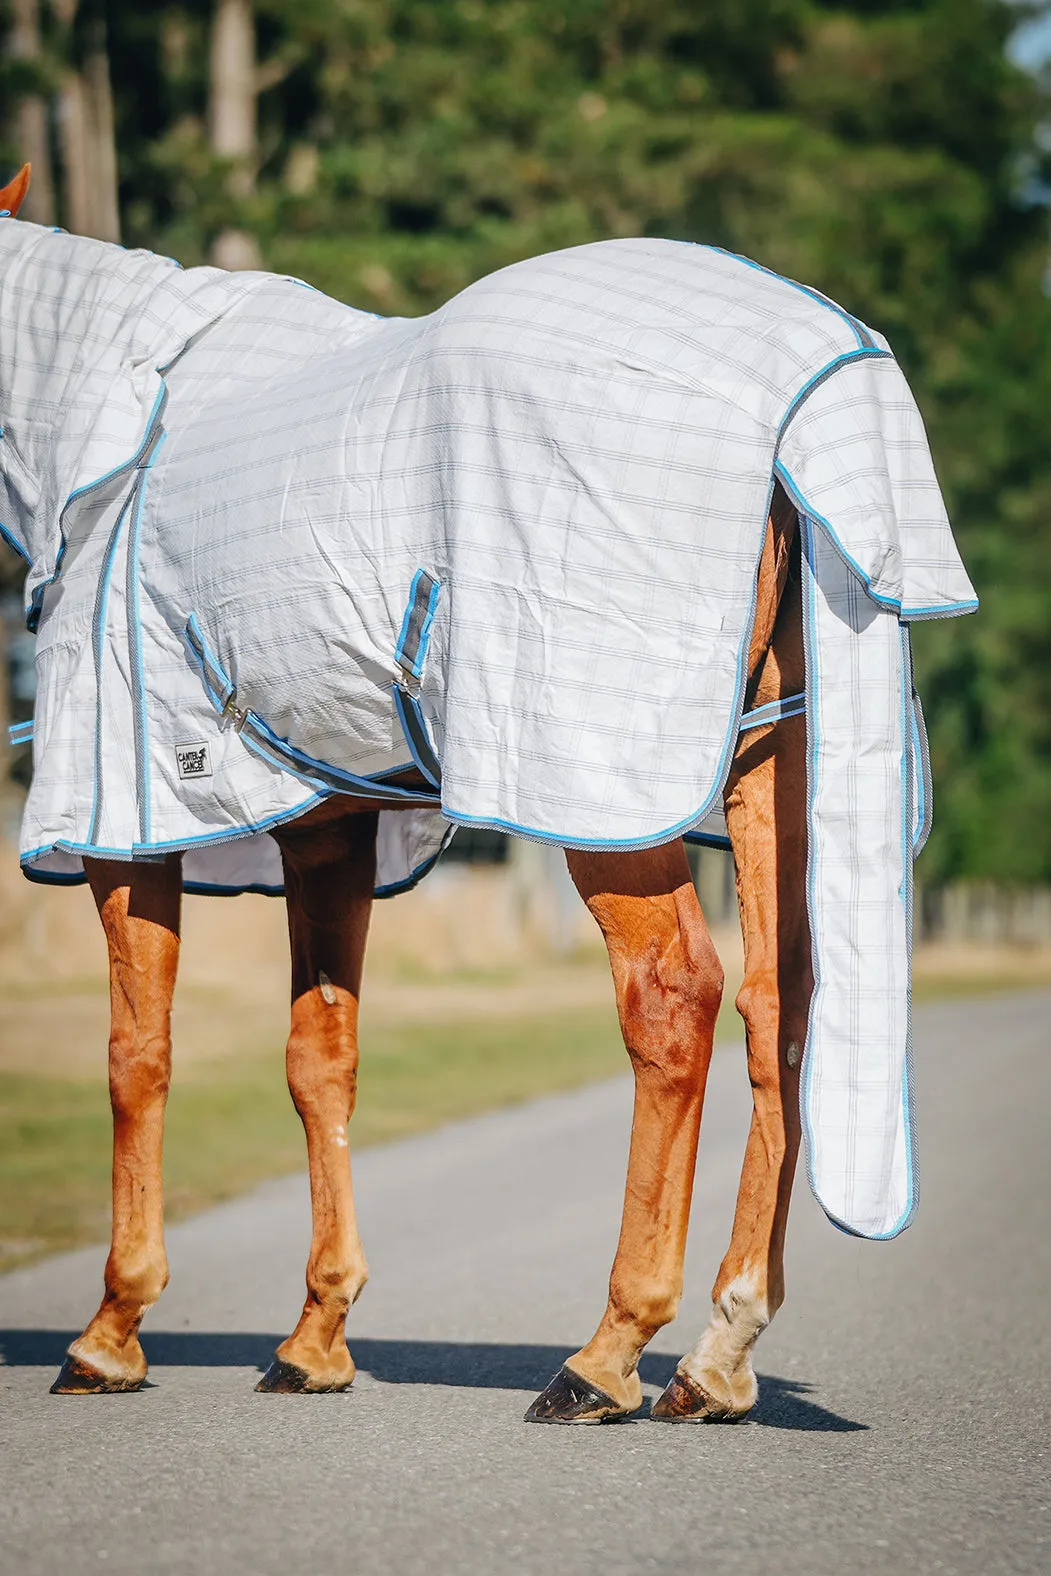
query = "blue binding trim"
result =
(438, 474, 777, 852)
(775, 348, 892, 451)
(184, 615, 235, 713)
(774, 459, 979, 620)
(739, 692, 806, 732)
(395, 569, 441, 679)
(20, 786, 330, 866)
(25, 385, 169, 633)
(20, 820, 447, 901)
(0, 518, 31, 563)
(393, 570, 443, 786)
(182, 615, 439, 807)
(7, 719, 33, 746)
(702, 245, 875, 349)
(87, 493, 135, 846)
(128, 429, 166, 845)
(797, 514, 917, 1240)
(238, 711, 439, 805)
(894, 621, 920, 1236)
(683, 829, 733, 852)
(394, 686, 442, 789)
(911, 690, 933, 856)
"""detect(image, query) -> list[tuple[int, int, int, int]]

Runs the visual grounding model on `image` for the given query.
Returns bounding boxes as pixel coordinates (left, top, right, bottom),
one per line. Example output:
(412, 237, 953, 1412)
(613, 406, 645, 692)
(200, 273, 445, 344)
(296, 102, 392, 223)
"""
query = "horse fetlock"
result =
(678, 1276, 770, 1391)
(715, 1277, 771, 1341)
(104, 1253, 169, 1313)
(305, 1257, 368, 1312)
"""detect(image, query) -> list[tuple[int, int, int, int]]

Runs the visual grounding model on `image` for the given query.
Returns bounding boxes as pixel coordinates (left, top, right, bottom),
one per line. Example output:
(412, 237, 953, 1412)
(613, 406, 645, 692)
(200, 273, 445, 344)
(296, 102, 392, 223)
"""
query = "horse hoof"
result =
(50, 1353, 144, 1395)
(524, 1364, 634, 1424)
(255, 1357, 353, 1394)
(651, 1370, 745, 1423)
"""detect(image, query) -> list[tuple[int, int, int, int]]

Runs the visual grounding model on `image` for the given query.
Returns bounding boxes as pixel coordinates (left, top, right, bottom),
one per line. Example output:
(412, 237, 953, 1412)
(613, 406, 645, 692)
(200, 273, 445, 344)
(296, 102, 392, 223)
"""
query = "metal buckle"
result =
(222, 692, 247, 733)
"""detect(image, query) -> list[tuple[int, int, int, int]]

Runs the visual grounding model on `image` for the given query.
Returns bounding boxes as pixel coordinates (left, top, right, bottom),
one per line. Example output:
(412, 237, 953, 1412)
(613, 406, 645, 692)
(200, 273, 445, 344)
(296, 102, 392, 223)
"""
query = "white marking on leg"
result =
(318, 970, 337, 1005)
(677, 1271, 769, 1412)
(333, 1123, 348, 1149)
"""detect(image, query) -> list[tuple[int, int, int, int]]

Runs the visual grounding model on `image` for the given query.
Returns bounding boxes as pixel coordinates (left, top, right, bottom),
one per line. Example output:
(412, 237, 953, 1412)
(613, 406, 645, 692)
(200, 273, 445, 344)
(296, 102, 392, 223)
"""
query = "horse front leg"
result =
(256, 808, 377, 1394)
(654, 564, 811, 1422)
(526, 839, 724, 1423)
(52, 856, 183, 1394)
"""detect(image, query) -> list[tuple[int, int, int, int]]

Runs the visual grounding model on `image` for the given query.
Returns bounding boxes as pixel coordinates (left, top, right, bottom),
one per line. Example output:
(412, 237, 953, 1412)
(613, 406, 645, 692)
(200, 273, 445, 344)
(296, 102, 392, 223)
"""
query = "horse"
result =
(0, 165, 975, 1423)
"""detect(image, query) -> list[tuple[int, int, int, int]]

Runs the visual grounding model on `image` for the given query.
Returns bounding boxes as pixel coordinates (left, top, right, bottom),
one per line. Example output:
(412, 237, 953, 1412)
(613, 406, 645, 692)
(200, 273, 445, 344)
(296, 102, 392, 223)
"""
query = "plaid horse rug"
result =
(0, 221, 976, 1238)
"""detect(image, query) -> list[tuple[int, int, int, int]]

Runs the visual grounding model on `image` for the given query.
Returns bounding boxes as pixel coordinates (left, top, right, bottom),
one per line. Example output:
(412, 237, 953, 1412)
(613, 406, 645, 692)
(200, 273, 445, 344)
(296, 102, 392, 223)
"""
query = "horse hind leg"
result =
(526, 839, 724, 1423)
(654, 554, 810, 1422)
(52, 856, 182, 1394)
(256, 808, 376, 1394)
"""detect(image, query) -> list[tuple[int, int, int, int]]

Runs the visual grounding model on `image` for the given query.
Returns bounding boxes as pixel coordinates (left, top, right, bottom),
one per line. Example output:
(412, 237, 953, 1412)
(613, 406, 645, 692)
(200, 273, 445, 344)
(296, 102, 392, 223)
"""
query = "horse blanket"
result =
(0, 219, 977, 1239)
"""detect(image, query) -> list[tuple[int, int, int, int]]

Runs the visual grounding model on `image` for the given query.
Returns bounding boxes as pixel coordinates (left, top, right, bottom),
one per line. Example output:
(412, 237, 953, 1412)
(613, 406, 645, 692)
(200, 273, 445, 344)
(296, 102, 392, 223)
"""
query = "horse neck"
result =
(0, 222, 198, 572)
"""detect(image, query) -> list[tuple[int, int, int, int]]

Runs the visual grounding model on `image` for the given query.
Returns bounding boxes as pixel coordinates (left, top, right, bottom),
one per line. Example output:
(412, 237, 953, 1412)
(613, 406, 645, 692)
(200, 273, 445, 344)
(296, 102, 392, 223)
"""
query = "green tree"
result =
(2, 1, 1049, 880)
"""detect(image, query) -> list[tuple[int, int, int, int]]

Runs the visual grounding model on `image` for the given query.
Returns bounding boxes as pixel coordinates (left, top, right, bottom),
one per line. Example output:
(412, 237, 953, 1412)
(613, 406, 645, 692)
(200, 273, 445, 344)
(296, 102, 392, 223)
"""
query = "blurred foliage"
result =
(2, 1, 1050, 879)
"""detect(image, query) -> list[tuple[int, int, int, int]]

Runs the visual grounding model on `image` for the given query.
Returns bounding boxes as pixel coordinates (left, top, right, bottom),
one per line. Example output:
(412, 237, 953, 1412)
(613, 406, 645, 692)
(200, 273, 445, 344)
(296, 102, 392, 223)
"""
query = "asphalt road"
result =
(1, 990, 1049, 1576)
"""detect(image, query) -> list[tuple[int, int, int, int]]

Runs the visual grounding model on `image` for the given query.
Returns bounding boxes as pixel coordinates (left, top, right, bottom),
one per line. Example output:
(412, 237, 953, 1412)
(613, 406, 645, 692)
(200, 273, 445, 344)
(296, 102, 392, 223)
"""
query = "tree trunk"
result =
(82, 9, 120, 241)
(51, 0, 120, 242)
(7, 0, 56, 224)
(209, 0, 261, 269)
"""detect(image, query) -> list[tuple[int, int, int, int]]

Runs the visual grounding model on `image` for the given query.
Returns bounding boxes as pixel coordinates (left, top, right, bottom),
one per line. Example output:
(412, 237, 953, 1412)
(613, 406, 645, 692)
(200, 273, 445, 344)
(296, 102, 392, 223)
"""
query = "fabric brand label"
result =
(175, 741, 212, 780)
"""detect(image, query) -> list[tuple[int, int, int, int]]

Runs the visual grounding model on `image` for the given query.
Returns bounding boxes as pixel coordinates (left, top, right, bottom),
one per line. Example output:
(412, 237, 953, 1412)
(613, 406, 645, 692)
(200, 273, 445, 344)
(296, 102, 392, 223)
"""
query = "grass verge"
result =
(0, 1005, 627, 1275)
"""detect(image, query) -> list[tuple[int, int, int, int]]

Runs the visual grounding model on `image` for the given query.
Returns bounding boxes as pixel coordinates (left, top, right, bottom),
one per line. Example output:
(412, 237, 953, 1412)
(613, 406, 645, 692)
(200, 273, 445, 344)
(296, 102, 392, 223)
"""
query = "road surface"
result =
(1, 990, 1049, 1575)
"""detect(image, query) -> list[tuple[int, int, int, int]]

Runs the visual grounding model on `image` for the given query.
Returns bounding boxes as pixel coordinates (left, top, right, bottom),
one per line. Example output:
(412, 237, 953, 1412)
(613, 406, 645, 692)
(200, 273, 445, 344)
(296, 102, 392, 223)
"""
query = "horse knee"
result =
(619, 914, 724, 1092)
(285, 994, 359, 1119)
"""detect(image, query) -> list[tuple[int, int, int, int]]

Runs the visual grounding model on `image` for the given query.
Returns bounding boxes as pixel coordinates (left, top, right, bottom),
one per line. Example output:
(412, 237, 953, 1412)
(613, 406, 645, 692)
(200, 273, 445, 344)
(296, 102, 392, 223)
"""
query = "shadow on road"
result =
(0, 1327, 866, 1430)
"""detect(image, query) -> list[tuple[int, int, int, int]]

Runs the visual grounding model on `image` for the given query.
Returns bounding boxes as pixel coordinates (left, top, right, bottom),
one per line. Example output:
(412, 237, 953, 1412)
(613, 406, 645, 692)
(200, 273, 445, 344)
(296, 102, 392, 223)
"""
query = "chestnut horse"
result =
(2, 168, 808, 1424)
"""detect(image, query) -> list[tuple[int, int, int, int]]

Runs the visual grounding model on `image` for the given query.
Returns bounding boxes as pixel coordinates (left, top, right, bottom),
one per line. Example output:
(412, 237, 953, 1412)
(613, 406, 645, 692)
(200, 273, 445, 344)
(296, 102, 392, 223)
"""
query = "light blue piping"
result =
(24, 384, 169, 631)
(20, 787, 331, 866)
(237, 708, 439, 805)
(0, 518, 30, 562)
(798, 514, 917, 1241)
(128, 430, 166, 845)
(775, 348, 892, 450)
(683, 828, 732, 852)
(739, 692, 806, 731)
(86, 495, 135, 847)
(395, 568, 426, 669)
(893, 620, 920, 1237)
(393, 571, 443, 787)
(183, 611, 440, 806)
(441, 474, 778, 852)
(394, 569, 441, 678)
(797, 513, 828, 1231)
(184, 614, 235, 712)
(7, 719, 33, 746)
(64, 383, 167, 509)
(393, 686, 442, 790)
(21, 815, 446, 902)
(774, 459, 979, 621)
(910, 687, 933, 856)
(701, 244, 874, 348)
(373, 843, 450, 900)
